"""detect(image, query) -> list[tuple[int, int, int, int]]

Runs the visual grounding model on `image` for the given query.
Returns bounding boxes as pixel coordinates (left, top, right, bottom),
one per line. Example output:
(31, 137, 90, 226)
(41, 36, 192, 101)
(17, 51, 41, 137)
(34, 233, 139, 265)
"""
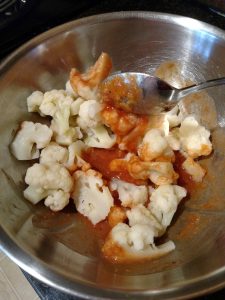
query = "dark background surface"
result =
(2, 0, 225, 299)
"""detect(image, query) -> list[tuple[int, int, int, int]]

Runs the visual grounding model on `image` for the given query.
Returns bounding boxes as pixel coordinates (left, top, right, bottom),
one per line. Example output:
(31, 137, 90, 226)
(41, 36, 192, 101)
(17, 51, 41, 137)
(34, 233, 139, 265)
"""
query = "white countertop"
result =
(0, 250, 40, 300)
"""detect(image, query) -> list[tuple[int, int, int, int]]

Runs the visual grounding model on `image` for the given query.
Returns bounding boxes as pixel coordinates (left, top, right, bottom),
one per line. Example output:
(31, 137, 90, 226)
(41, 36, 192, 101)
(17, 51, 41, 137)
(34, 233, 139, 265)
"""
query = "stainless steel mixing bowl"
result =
(1, 11, 225, 300)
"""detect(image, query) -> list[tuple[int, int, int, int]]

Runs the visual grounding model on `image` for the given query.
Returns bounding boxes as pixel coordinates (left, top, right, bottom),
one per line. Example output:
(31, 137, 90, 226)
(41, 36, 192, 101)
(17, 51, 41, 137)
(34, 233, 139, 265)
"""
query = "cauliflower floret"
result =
(52, 125, 83, 146)
(138, 129, 174, 162)
(166, 128, 181, 151)
(182, 157, 206, 182)
(23, 186, 49, 204)
(163, 105, 183, 136)
(40, 89, 73, 117)
(72, 169, 114, 225)
(102, 223, 175, 263)
(179, 116, 212, 158)
(39, 90, 73, 135)
(70, 97, 85, 116)
(110, 178, 148, 208)
(65, 140, 88, 171)
(126, 204, 164, 236)
(27, 91, 44, 114)
(77, 100, 102, 130)
(25, 163, 73, 192)
(123, 155, 178, 185)
(148, 185, 187, 228)
(108, 206, 127, 228)
(70, 52, 112, 100)
(44, 190, 70, 211)
(148, 162, 178, 185)
(11, 121, 53, 160)
(84, 125, 116, 148)
(40, 142, 68, 164)
(65, 80, 78, 98)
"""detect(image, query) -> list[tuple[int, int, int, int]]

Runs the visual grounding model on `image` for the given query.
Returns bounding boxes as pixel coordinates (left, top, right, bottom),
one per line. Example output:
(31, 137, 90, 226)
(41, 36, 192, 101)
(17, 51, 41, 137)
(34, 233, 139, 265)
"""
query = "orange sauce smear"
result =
(82, 147, 146, 185)
(174, 151, 196, 193)
(100, 75, 142, 112)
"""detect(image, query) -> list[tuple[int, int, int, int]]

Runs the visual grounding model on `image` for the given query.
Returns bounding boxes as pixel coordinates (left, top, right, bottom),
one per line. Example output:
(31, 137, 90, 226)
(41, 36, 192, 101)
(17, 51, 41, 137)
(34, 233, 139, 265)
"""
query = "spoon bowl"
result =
(106, 72, 225, 114)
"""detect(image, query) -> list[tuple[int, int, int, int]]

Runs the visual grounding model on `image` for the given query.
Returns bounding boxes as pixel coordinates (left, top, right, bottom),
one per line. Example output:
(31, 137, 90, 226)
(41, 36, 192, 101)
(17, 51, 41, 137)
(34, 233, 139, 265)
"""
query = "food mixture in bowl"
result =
(10, 53, 213, 263)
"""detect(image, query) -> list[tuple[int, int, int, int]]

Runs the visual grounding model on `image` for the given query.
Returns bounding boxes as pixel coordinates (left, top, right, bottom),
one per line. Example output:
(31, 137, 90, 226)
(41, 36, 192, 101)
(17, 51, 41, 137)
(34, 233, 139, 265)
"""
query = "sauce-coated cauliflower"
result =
(102, 222, 175, 263)
(127, 156, 178, 185)
(70, 52, 112, 100)
(11, 121, 53, 160)
(182, 157, 206, 182)
(148, 185, 187, 228)
(179, 116, 212, 158)
(110, 178, 148, 208)
(138, 129, 169, 161)
(72, 169, 114, 225)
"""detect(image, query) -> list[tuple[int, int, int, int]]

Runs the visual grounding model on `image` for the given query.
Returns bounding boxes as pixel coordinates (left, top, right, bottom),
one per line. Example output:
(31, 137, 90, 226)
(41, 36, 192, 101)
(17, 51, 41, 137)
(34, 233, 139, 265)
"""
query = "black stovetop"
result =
(2, 0, 225, 299)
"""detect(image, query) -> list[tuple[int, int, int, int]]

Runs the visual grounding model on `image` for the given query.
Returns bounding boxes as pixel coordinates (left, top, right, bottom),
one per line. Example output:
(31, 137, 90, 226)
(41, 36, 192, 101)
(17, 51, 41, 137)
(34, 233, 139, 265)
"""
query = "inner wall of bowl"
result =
(1, 14, 225, 293)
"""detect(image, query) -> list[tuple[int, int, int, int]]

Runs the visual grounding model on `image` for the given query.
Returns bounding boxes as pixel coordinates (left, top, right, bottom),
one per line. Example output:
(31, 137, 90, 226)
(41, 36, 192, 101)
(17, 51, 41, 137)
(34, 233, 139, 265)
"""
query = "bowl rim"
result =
(1, 10, 225, 300)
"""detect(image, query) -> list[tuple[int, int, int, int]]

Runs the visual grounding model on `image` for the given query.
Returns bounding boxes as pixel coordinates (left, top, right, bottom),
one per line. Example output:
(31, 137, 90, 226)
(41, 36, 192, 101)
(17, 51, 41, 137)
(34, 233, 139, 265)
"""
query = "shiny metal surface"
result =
(107, 72, 225, 114)
(1, 11, 225, 300)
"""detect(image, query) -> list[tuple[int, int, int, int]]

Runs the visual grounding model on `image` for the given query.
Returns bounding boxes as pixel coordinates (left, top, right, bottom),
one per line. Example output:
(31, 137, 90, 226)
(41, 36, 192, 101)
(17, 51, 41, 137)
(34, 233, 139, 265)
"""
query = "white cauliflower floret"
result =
(25, 163, 73, 192)
(148, 185, 187, 228)
(126, 204, 164, 236)
(44, 190, 70, 211)
(40, 142, 68, 164)
(24, 163, 73, 211)
(27, 91, 44, 114)
(65, 80, 78, 98)
(11, 121, 53, 160)
(52, 125, 83, 146)
(110, 178, 148, 208)
(163, 105, 183, 135)
(166, 128, 181, 151)
(40, 89, 73, 116)
(102, 223, 175, 263)
(70, 97, 85, 116)
(40, 90, 73, 135)
(85, 125, 116, 148)
(182, 157, 206, 182)
(138, 129, 173, 162)
(179, 116, 212, 158)
(77, 100, 102, 130)
(23, 186, 49, 204)
(72, 169, 114, 225)
(65, 140, 88, 170)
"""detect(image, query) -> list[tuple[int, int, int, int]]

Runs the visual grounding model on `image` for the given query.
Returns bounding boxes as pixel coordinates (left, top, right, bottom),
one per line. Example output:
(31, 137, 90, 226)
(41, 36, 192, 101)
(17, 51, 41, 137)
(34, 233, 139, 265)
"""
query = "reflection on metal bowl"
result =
(0, 11, 225, 300)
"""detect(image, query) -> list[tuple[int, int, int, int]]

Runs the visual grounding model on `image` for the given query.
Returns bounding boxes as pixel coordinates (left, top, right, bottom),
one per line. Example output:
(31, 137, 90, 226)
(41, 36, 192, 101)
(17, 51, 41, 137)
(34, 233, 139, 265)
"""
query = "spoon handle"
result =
(177, 77, 225, 100)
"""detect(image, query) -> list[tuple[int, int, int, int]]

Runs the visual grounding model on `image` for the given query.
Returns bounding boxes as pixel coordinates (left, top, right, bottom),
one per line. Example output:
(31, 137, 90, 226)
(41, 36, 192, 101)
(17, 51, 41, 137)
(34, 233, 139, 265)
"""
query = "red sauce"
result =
(82, 147, 145, 185)
(174, 151, 195, 192)
(101, 105, 149, 153)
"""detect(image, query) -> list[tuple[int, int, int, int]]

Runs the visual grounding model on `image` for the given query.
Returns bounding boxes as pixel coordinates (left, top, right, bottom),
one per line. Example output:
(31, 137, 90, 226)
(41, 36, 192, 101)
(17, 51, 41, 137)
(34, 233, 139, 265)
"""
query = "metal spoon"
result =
(106, 72, 225, 114)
